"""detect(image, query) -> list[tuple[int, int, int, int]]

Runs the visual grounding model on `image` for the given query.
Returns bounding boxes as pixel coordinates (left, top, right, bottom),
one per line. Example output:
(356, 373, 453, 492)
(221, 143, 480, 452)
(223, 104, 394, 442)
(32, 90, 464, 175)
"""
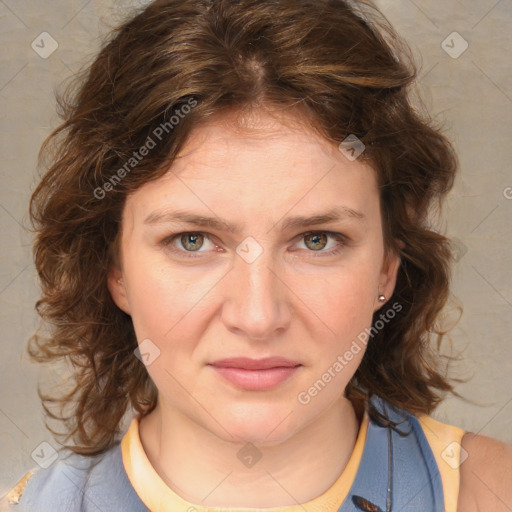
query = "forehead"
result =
(123, 110, 380, 231)
(174, 108, 344, 163)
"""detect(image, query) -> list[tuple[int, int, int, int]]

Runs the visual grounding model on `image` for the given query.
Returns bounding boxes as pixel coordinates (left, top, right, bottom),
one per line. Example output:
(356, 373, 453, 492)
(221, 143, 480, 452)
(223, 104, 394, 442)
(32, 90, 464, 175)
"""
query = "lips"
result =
(209, 357, 301, 370)
(208, 357, 302, 391)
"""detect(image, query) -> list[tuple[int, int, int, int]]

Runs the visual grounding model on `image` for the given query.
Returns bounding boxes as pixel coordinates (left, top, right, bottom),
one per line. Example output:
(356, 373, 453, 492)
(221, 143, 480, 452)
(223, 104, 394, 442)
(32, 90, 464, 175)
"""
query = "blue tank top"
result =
(6, 396, 446, 511)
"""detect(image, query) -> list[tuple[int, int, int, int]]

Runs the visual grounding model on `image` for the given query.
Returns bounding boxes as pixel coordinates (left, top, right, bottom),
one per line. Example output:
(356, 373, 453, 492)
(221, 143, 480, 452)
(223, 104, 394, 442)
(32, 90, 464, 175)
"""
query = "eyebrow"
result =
(143, 206, 366, 233)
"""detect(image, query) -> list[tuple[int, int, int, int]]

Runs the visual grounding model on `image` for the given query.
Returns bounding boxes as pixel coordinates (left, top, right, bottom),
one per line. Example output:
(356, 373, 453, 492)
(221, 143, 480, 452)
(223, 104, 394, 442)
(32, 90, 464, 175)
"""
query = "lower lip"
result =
(210, 365, 301, 391)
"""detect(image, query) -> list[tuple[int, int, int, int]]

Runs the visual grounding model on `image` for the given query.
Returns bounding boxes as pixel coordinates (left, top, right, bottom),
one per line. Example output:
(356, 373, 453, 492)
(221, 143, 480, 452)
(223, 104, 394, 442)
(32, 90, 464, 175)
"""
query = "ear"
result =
(107, 266, 131, 315)
(374, 246, 401, 312)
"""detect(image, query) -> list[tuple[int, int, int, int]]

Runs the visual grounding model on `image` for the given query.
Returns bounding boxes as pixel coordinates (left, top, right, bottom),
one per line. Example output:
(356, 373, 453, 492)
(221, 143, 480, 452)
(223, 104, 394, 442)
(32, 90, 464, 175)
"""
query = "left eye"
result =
(161, 231, 347, 258)
(297, 232, 342, 252)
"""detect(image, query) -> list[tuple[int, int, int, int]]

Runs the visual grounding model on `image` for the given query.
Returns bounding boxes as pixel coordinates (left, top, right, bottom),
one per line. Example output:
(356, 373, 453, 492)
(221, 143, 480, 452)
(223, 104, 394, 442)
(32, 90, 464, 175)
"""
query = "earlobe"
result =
(107, 267, 131, 315)
(375, 250, 401, 310)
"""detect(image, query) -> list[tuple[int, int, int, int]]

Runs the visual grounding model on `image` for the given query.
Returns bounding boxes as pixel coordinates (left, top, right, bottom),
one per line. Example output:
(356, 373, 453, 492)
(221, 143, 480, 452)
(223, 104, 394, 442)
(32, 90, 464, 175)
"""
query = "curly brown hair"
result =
(28, 0, 462, 456)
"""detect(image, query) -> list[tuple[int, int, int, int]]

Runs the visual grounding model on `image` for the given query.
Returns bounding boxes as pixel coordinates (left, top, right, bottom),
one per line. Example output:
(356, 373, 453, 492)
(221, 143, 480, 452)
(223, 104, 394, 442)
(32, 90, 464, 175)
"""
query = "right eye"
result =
(161, 231, 219, 258)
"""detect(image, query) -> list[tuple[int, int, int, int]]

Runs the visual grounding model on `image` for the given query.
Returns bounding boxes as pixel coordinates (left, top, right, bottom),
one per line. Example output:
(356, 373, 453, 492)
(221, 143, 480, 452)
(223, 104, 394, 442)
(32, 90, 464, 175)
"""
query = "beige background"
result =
(1, 0, 511, 497)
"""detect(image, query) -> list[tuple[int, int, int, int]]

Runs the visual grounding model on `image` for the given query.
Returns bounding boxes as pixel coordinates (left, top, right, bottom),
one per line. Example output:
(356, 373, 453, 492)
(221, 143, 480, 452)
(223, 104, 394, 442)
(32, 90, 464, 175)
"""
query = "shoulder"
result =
(458, 431, 512, 511)
(1, 444, 121, 512)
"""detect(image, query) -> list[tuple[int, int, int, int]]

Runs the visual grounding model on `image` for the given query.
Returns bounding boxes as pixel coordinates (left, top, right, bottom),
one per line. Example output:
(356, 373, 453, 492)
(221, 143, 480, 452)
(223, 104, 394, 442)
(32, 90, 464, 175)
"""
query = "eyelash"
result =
(160, 231, 348, 259)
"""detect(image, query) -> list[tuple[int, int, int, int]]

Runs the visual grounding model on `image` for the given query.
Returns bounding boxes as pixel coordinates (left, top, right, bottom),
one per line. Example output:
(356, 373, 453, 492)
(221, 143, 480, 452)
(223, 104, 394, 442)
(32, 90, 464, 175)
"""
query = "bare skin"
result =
(458, 432, 512, 511)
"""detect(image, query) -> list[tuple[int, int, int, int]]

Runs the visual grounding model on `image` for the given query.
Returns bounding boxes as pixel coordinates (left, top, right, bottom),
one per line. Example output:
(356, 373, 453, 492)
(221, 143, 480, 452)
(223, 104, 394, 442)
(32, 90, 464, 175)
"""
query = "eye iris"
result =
(304, 233, 327, 251)
(181, 233, 203, 251)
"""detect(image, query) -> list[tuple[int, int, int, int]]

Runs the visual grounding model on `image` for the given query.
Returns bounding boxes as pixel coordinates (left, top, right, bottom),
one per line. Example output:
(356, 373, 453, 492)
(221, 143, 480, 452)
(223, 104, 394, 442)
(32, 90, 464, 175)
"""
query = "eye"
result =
(161, 230, 347, 259)
(293, 231, 347, 257)
(162, 232, 216, 256)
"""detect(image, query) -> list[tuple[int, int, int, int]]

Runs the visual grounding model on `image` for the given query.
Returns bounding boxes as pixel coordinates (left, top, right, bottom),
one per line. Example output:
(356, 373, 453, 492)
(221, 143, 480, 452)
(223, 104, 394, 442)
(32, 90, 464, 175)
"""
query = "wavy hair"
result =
(28, 0, 462, 455)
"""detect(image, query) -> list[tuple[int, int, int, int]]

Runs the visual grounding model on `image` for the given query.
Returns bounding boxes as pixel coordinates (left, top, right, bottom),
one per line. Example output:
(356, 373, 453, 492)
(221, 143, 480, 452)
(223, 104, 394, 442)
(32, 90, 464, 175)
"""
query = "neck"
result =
(138, 396, 362, 508)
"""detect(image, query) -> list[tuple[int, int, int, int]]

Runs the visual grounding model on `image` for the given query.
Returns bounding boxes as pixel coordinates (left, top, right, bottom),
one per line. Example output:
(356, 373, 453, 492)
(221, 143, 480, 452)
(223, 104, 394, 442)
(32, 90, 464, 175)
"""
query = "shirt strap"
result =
(418, 414, 466, 512)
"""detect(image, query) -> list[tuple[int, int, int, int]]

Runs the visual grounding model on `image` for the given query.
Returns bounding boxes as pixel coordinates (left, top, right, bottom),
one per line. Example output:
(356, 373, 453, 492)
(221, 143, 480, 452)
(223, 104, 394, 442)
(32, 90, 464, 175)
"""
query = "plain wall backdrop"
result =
(1, 0, 511, 497)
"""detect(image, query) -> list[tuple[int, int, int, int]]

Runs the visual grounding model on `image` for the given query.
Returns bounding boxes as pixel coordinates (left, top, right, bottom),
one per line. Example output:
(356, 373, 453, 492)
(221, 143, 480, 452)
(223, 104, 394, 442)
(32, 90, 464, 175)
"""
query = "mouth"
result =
(208, 357, 302, 391)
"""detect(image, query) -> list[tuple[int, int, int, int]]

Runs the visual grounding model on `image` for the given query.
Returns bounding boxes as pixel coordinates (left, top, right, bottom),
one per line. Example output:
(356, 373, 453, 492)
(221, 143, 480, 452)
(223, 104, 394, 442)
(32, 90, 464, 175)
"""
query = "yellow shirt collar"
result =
(121, 411, 369, 512)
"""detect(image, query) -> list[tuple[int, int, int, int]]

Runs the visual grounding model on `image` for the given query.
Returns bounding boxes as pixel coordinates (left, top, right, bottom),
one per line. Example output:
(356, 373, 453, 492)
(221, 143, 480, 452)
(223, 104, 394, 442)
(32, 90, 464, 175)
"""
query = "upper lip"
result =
(209, 357, 301, 370)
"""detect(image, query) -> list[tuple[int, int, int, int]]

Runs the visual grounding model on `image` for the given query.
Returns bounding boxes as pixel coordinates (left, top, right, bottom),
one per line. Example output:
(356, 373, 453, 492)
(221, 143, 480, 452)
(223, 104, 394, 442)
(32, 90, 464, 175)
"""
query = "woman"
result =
(4, 0, 511, 510)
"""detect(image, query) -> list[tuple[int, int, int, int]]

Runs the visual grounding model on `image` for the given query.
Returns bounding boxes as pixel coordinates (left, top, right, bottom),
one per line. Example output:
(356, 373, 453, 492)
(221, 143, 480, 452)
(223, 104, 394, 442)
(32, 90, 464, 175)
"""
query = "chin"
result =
(211, 404, 301, 447)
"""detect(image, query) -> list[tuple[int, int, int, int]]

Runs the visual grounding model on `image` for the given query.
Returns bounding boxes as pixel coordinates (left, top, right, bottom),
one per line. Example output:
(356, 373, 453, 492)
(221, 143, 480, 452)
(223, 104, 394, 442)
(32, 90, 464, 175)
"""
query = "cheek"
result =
(290, 272, 378, 403)
(291, 261, 380, 335)
(122, 244, 227, 347)
(122, 245, 190, 340)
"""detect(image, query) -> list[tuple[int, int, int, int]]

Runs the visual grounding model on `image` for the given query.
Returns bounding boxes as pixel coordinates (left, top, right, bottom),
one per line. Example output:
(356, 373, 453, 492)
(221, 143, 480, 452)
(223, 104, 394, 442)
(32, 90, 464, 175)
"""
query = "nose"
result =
(221, 249, 292, 341)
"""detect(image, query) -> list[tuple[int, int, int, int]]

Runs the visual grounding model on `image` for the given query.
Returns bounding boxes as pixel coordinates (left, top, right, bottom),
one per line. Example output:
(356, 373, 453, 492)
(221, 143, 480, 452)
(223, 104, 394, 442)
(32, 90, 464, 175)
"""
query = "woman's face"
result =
(109, 110, 400, 445)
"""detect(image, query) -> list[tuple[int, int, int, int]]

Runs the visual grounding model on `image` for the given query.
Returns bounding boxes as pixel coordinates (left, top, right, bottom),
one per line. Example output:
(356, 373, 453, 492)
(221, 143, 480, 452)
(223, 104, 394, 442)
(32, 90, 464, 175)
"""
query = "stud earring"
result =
(117, 278, 123, 284)
(378, 294, 386, 302)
